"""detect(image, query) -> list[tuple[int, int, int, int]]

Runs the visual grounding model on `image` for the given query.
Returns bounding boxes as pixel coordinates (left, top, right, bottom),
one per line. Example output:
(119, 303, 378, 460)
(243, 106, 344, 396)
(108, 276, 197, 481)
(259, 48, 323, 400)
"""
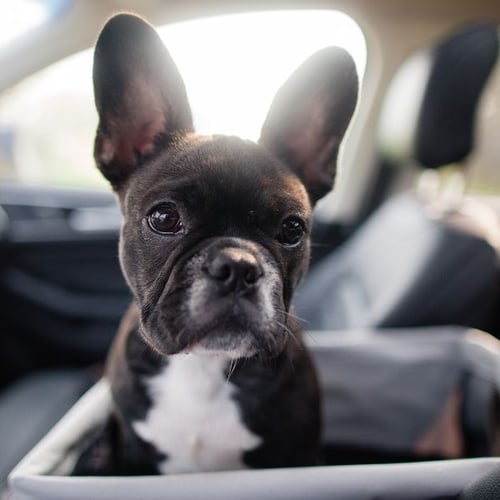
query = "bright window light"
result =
(0, 10, 366, 186)
(0, 0, 50, 47)
(161, 10, 366, 140)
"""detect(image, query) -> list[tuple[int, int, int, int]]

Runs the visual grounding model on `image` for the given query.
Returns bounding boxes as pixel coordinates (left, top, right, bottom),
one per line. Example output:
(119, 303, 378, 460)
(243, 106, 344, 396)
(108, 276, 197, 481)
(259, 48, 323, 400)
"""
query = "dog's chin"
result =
(182, 341, 258, 360)
(141, 316, 286, 360)
(185, 321, 289, 359)
(141, 294, 288, 359)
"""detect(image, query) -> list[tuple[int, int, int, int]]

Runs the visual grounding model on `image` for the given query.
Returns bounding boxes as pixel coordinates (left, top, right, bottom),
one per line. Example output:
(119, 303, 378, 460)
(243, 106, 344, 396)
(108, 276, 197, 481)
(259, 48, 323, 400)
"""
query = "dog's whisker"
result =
(288, 310, 310, 326)
(303, 330, 320, 346)
(273, 319, 301, 349)
(275, 306, 311, 327)
(226, 358, 239, 382)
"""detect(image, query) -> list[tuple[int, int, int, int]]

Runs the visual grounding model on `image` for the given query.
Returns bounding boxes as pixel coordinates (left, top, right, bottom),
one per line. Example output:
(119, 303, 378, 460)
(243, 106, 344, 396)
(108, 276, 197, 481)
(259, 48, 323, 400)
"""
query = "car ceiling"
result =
(1, 0, 500, 92)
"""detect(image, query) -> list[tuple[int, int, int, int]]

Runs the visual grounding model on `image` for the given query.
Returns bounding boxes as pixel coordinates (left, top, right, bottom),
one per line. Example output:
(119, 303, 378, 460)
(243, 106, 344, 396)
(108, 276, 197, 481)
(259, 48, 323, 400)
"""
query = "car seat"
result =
(295, 22, 500, 335)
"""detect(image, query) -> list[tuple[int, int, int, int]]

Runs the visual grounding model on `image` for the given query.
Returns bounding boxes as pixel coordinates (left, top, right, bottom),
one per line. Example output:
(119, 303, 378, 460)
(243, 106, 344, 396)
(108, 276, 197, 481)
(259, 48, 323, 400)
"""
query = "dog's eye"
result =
(147, 203, 184, 235)
(277, 217, 305, 247)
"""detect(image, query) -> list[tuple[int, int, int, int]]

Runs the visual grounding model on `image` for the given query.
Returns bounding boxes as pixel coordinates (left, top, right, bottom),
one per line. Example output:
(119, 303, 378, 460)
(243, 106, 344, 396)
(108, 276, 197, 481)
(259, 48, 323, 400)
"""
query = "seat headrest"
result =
(379, 22, 499, 169)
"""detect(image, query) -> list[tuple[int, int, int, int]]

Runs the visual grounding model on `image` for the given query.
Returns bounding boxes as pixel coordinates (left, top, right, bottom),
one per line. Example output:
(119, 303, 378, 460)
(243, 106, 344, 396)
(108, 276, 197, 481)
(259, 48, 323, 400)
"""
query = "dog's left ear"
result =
(93, 14, 193, 188)
(259, 47, 358, 204)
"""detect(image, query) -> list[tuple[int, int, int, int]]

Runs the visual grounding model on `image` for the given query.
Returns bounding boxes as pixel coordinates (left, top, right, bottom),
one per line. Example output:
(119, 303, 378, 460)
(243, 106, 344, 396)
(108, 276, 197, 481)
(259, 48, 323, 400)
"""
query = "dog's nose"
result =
(206, 248, 263, 293)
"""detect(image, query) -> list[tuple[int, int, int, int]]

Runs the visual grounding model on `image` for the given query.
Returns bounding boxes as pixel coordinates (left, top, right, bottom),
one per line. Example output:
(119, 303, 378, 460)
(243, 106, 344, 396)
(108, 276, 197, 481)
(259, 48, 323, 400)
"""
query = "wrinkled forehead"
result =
(121, 135, 312, 218)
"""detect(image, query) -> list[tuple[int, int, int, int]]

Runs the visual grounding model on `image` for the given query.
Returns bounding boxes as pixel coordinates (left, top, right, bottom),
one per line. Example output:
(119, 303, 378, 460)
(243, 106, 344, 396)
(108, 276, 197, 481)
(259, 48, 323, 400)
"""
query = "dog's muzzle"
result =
(182, 238, 284, 357)
(140, 237, 286, 358)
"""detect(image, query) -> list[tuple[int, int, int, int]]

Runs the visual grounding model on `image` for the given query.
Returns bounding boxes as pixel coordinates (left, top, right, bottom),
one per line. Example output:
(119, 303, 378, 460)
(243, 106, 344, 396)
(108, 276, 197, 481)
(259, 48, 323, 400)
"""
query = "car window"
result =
(0, 0, 49, 46)
(0, 10, 366, 188)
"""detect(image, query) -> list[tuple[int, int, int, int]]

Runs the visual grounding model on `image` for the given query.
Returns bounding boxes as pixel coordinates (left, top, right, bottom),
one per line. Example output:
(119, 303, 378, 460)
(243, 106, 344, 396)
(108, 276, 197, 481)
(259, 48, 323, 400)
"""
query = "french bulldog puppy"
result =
(76, 13, 357, 475)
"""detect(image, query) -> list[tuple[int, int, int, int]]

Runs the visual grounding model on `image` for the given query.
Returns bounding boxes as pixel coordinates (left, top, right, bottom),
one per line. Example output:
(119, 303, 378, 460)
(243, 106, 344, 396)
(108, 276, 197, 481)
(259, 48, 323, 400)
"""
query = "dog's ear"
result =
(93, 14, 193, 188)
(259, 47, 358, 204)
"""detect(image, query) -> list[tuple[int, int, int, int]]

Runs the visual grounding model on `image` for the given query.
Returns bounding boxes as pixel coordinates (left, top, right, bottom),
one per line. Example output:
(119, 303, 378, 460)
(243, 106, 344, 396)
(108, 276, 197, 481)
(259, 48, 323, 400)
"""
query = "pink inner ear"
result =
(134, 115, 167, 155)
(125, 80, 167, 156)
(97, 76, 169, 167)
(98, 106, 167, 168)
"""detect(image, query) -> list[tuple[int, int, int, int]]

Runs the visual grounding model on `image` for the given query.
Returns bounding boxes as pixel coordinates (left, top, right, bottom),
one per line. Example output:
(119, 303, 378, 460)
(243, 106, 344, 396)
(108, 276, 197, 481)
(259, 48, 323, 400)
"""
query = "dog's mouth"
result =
(180, 299, 281, 358)
(142, 300, 286, 359)
(182, 329, 260, 359)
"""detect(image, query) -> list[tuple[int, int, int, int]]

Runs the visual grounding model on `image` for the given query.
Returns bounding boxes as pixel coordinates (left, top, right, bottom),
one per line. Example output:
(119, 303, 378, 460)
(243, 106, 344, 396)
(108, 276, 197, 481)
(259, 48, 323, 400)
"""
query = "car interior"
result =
(1, 1, 500, 499)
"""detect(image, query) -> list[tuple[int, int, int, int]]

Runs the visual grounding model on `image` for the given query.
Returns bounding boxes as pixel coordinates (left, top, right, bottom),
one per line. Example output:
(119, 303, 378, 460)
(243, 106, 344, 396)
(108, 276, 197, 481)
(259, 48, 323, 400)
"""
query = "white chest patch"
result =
(132, 354, 262, 474)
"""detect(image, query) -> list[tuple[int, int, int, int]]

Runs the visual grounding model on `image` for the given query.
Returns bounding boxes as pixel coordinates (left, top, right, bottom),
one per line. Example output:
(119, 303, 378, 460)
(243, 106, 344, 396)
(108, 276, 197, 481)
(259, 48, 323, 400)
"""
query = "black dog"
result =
(76, 13, 357, 475)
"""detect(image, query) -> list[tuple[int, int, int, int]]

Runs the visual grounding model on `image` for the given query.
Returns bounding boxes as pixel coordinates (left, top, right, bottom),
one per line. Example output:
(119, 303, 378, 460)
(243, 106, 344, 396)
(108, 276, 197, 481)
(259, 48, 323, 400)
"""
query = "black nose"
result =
(206, 248, 263, 293)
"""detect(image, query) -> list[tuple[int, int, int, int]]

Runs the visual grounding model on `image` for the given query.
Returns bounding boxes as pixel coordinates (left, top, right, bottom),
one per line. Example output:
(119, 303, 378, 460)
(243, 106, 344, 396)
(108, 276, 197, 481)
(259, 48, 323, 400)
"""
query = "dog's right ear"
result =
(93, 14, 193, 189)
(259, 47, 358, 204)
